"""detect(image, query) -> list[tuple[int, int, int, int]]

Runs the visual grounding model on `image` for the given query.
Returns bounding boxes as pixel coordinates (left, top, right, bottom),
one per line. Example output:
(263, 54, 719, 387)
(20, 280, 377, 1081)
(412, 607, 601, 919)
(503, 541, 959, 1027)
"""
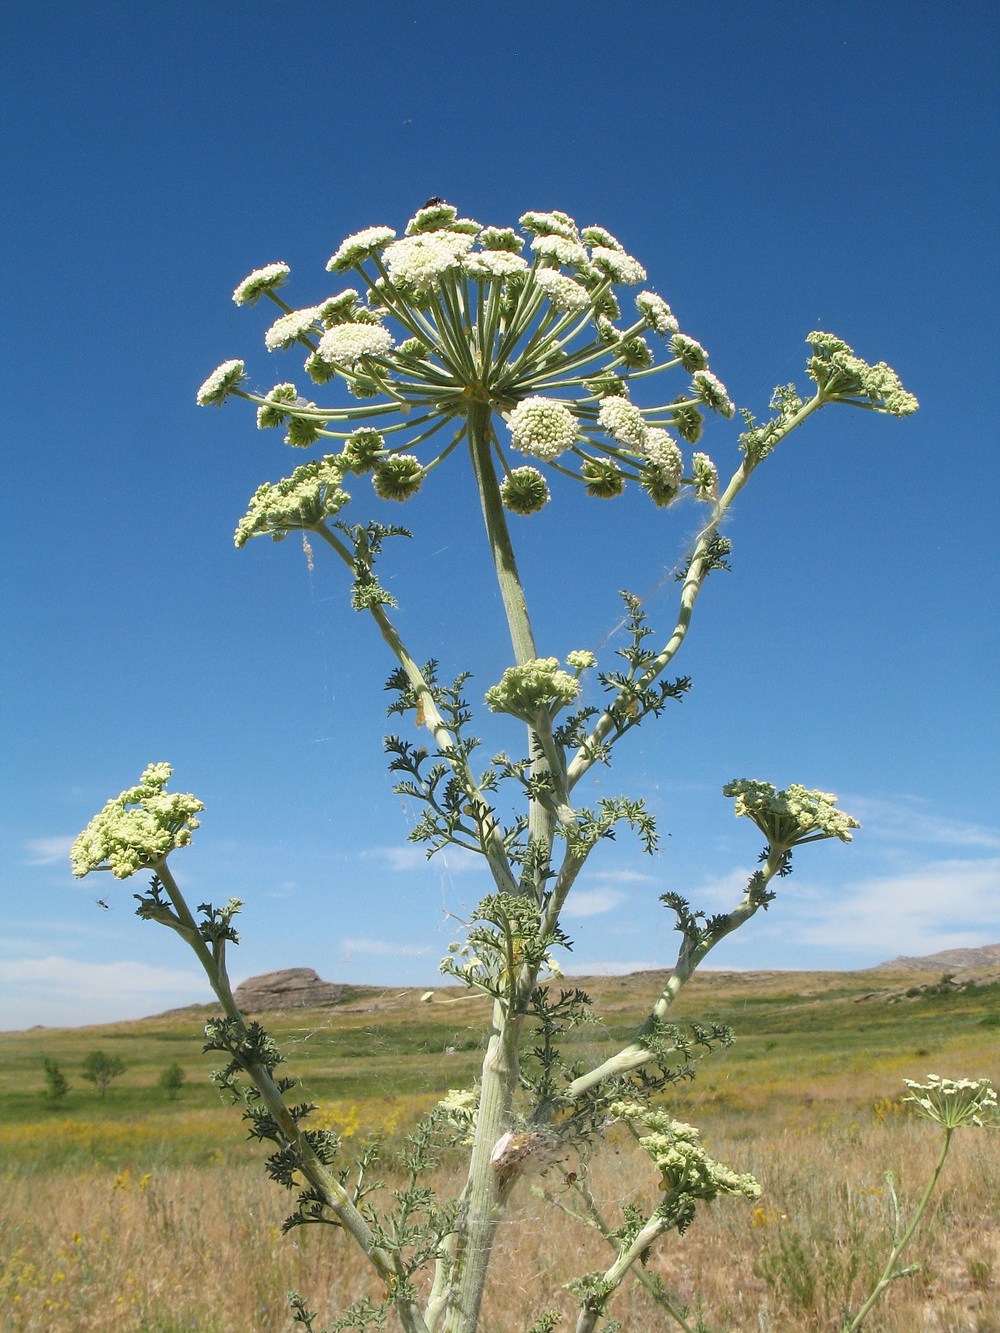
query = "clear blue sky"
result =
(2, 1, 997, 1028)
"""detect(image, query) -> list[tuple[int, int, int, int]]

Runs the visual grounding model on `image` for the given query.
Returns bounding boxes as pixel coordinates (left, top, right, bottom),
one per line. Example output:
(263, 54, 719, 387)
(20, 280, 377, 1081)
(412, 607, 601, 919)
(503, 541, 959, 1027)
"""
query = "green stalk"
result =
(466, 400, 538, 666)
(845, 1131, 954, 1332)
(151, 863, 430, 1333)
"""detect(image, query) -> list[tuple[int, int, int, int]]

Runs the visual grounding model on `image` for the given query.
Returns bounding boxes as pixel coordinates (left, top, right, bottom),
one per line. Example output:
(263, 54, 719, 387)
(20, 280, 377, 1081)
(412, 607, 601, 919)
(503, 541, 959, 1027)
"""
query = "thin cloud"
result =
(360, 846, 482, 873)
(0, 956, 210, 1031)
(783, 857, 1000, 957)
(562, 889, 625, 919)
(846, 795, 1000, 850)
(341, 937, 430, 957)
(22, 836, 74, 866)
(581, 869, 654, 884)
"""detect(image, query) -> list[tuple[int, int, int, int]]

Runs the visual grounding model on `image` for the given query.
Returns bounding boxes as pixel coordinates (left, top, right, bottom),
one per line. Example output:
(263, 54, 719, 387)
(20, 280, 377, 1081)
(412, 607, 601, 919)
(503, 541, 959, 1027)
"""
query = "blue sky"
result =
(2, 1, 997, 1029)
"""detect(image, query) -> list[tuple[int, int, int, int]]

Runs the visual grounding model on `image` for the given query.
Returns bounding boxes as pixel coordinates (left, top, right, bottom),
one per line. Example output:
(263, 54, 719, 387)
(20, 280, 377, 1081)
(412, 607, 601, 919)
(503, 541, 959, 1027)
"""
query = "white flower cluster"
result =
(384, 231, 475, 291)
(691, 451, 718, 502)
(317, 323, 395, 365)
(232, 263, 289, 306)
(636, 291, 679, 335)
(71, 764, 204, 880)
(196, 359, 245, 406)
(691, 370, 735, 418)
(326, 226, 397, 274)
(643, 429, 683, 484)
(264, 305, 323, 352)
(589, 245, 647, 285)
(903, 1076, 998, 1129)
(507, 397, 578, 460)
(531, 233, 589, 268)
(598, 396, 648, 449)
(462, 250, 529, 280)
(534, 267, 591, 312)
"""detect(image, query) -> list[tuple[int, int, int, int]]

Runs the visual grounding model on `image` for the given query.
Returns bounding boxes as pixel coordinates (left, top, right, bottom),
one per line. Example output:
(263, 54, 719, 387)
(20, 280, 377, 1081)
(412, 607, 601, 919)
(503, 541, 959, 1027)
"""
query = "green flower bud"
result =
(256, 383, 298, 429)
(373, 454, 424, 501)
(303, 351, 338, 385)
(235, 456, 349, 548)
(618, 336, 654, 369)
(671, 333, 709, 373)
(722, 779, 860, 846)
(670, 400, 704, 444)
(340, 429, 386, 474)
(500, 466, 550, 515)
(285, 413, 326, 448)
(485, 658, 581, 723)
(581, 457, 625, 498)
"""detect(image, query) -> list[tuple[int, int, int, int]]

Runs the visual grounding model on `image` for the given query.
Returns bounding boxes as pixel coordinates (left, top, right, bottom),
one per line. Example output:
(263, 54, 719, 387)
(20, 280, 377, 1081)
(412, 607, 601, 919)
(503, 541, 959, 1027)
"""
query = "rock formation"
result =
(233, 967, 343, 1012)
(874, 944, 1000, 972)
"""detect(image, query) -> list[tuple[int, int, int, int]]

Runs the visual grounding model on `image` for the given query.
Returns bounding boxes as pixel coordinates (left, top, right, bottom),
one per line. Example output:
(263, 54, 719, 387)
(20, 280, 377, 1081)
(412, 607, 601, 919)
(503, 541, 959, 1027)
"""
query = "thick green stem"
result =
(466, 400, 537, 666)
(439, 1000, 522, 1333)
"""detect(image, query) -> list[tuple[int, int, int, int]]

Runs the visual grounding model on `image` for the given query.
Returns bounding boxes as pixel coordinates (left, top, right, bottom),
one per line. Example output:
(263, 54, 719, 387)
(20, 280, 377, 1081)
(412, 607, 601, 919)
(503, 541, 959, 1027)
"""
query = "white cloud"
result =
(341, 937, 430, 957)
(361, 846, 482, 873)
(562, 889, 625, 918)
(783, 857, 1000, 958)
(0, 956, 210, 1031)
(846, 795, 1000, 850)
(686, 867, 755, 909)
(581, 869, 654, 885)
(22, 836, 74, 865)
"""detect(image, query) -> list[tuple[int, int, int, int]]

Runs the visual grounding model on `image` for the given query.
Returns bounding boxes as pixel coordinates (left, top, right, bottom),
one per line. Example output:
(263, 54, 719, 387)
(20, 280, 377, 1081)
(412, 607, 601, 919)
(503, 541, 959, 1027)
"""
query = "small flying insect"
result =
(422, 196, 444, 209)
(95, 896, 111, 910)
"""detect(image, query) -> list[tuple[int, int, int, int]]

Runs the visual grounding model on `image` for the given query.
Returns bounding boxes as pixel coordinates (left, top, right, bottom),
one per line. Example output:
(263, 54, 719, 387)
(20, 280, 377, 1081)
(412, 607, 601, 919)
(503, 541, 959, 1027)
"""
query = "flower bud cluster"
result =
(807, 332, 918, 416)
(71, 763, 204, 880)
(485, 657, 582, 723)
(610, 1101, 760, 1203)
(722, 779, 860, 846)
(234, 456, 350, 547)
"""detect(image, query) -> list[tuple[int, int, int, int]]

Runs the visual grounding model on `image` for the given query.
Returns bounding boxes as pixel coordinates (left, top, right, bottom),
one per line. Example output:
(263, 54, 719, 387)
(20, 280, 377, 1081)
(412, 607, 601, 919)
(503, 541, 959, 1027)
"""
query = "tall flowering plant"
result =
(75, 202, 926, 1332)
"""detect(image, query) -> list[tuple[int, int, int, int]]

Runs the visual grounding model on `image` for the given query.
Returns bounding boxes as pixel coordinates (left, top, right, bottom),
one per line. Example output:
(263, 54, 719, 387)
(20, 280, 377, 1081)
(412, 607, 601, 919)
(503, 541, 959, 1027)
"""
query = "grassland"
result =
(1, 966, 997, 1331)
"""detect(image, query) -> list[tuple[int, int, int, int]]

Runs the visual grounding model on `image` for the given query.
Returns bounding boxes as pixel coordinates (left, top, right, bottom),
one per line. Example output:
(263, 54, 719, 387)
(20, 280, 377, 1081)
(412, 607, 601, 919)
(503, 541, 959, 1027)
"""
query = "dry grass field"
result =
(1, 966, 997, 1332)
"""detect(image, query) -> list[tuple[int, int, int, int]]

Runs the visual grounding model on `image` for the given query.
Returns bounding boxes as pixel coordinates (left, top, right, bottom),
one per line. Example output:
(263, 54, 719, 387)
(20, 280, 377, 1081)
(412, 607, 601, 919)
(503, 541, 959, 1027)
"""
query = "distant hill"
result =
(875, 944, 1000, 972)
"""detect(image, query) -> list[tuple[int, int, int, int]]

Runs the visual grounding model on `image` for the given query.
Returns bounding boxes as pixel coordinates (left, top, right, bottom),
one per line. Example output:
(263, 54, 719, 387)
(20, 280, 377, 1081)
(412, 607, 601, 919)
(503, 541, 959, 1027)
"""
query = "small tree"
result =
(158, 1062, 185, 1100)
(81, 1050, 126, 1098)
(42, 1057, 69, 1105)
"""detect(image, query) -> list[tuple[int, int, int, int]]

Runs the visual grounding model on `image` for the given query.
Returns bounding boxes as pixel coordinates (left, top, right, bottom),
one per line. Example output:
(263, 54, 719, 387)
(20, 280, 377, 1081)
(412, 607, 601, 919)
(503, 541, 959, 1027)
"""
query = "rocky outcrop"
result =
(233, 968, 343, 1012)
(874, 944, 1000, 972)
